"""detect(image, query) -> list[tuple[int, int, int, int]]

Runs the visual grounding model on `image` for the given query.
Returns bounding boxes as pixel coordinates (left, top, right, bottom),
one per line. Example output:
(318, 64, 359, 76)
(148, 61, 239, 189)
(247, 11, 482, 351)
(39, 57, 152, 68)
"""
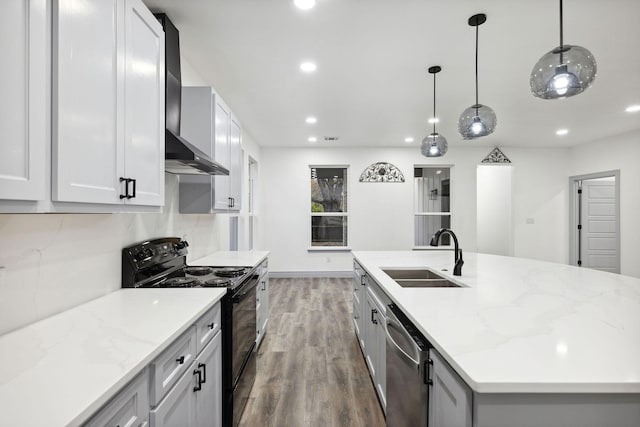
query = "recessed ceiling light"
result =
(436, 170, 442, 175)
(300, 62, 317, 73)
(625, 104, 640, 113)
(404, 137, 414, 143)
(556, 128, 569, 136)
(308, 136, 317, 142)
(294, 0, 315, 10)
(428, 117, 440, 124)
(305, 116, 317, 124)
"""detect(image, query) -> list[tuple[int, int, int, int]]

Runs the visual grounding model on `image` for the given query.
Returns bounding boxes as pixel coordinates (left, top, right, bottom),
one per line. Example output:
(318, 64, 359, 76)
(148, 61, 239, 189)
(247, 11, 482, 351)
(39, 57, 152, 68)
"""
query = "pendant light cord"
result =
(559, 0, 564, 64)
(475, 23, 479, 112)
(433, 72, 437, 135)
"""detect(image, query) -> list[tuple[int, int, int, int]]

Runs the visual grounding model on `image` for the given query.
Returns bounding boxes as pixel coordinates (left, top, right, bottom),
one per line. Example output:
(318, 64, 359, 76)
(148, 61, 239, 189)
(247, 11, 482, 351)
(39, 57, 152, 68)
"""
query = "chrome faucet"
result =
(429, 228, 464, 276)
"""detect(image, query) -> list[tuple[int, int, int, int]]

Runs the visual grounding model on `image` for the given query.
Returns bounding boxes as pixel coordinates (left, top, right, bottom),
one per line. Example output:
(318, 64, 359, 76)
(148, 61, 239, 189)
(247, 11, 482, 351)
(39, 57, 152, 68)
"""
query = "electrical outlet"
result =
(526, 218, 535, 224)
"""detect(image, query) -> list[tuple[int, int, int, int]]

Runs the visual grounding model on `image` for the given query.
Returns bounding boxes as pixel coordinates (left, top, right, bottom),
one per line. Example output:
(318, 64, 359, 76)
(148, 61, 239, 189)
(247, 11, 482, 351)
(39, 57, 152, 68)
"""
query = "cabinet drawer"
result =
(85, 369, 149, 427)
(149, 326, 197, 406)
(194, 303, 221, 355)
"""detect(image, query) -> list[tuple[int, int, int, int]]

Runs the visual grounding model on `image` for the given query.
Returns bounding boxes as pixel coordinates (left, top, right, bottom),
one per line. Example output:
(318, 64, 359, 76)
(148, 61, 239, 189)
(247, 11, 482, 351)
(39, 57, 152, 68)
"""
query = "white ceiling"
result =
(143, 0, 640, 149)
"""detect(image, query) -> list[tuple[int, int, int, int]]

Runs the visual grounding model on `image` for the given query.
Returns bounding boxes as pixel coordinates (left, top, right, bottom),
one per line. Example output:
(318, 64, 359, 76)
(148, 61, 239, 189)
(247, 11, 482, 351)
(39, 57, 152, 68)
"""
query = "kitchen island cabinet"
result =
(354, 251, 640, 427)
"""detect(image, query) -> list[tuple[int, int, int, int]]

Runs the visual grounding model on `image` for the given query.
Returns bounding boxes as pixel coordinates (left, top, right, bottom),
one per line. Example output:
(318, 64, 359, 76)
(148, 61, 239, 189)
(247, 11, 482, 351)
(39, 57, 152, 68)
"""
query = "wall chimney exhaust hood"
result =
(155, 13, 229, 176)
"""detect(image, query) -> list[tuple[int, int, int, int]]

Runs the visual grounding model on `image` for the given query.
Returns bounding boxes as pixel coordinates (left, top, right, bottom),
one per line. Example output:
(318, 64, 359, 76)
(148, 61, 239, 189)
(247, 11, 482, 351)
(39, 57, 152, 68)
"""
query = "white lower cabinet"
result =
(85, 370, 149, 427)
(352, 262, 366, 350)
(150, 331, 222, 427)
(364, 286, 387, 412)
(428, 349, 472, 427)
(256, 261, 269, 346)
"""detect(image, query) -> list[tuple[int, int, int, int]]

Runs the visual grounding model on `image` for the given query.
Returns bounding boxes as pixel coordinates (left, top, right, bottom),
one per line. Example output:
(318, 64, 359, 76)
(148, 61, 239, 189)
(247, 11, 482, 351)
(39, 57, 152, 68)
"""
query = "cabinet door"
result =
(228, 117, 242, 211)
(260, 274, 269, 333)
(0, 0, 47, 201)
(195, 331, 222, 427)
(53, 0, 124, 204)
(428, 350, 472, 427)
(364, 292, 378, 379)
(213, 99, 230, 210)
(374, 309, 387, 411)
(85, 370, 149, 427)
(123, 0, 164, 206)
(150, 364, 197, 427)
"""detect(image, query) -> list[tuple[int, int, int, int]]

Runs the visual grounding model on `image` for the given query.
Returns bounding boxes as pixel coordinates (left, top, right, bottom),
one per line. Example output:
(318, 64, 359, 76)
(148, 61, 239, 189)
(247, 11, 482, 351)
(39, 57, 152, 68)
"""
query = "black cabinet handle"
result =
(371, 308, 378, 324)
(198, 362, 206, 383)
(228, 197, 232, 207)
(261, 281, 266, 291)
(119, 177, 129, 199)
(207, 322, 215, 330)
(176, 356, 185, 364)
(129, 178, 136, 199)
(193, 369, 202, 392)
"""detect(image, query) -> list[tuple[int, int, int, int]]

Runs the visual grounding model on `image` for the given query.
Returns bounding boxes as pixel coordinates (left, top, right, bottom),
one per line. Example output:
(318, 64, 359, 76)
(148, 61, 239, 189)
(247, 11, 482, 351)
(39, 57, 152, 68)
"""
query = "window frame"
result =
(308, 165, 351, 251)
(413, 165, 454, 250)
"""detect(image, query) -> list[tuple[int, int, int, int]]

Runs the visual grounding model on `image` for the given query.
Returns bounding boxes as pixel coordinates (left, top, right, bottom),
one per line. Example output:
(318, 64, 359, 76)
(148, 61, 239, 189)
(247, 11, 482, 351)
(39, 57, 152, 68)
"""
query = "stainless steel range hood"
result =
(156, 13, 229, 176)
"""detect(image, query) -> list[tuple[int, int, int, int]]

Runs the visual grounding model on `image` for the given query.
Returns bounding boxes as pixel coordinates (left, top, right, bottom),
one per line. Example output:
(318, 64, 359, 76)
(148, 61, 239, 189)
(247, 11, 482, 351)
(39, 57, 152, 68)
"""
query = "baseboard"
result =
(269, 271, 352, 279)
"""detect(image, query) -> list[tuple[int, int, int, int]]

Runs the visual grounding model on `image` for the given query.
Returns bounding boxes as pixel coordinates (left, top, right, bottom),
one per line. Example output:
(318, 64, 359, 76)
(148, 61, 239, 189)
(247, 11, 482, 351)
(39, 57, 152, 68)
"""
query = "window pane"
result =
(312, 215, 348, 246)
(414, 215, 451, 246)
(414, 167, 450, 213)
(311, 167, 347, 212)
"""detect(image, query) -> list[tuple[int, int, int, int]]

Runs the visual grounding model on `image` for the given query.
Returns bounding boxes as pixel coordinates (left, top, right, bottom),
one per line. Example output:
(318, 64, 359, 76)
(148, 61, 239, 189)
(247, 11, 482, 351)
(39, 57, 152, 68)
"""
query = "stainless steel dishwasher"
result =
(385, 303, 431, 427)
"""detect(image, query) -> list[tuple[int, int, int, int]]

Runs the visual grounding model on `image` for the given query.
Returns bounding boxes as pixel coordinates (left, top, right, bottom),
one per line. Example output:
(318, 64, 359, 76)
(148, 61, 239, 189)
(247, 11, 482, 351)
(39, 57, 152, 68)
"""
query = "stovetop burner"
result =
(184, 266, 215, 276)
(161, 277, 200, 288)
(213, 267, 246, 278)
(202, 277, 233, 287)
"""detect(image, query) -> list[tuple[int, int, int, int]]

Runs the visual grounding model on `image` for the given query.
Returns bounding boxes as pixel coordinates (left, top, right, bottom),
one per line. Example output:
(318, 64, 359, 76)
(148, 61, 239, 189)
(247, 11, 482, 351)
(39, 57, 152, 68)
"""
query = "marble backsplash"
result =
(0, 174, 225, 335)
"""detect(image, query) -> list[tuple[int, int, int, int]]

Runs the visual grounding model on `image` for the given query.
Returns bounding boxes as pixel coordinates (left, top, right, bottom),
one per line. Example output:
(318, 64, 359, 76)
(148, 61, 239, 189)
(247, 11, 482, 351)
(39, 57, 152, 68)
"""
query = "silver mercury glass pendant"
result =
(421, 66, 448, 157)
(530, 0, 597, 99)
(458, 13, 497, 139)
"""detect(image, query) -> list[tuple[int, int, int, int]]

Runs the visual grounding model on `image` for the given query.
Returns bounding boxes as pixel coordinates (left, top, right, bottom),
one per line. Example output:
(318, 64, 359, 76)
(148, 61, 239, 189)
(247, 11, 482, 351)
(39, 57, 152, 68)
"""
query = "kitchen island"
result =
(353, 250, 640, 426)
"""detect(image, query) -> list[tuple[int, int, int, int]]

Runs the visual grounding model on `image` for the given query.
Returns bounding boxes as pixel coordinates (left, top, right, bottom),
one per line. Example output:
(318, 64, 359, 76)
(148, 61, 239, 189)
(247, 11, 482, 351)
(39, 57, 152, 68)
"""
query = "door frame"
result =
(568, 170, 620, 272)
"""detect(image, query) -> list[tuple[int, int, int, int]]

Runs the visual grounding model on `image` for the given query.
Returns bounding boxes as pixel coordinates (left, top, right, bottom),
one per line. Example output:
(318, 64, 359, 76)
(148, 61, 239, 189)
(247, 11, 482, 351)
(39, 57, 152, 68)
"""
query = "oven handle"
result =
(232, 276, 259, 303)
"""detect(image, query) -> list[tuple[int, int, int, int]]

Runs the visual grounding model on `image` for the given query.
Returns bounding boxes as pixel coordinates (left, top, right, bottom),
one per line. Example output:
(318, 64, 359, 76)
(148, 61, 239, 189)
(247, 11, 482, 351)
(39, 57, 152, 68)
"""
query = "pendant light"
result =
(458, 13, 496, 139)
(421, 66, 448, 157)
(530, 0, 597, 99)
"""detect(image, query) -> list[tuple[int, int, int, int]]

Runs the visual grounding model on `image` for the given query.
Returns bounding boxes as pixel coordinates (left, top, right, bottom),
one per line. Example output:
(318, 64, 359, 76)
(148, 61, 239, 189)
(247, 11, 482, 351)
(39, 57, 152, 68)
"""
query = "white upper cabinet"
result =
(179, 87, 243, 214)
(53, 0, 164, 207)
(213, 98, 231, 210)
(229, 116, 243, 211)
(0, 0, 48, 201)
(123, 0, 165, 206)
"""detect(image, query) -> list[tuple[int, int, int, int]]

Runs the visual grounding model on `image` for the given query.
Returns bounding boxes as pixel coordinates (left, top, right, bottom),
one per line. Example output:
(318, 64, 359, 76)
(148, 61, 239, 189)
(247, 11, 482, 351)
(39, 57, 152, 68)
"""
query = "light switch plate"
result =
(526, 218, 535, 224)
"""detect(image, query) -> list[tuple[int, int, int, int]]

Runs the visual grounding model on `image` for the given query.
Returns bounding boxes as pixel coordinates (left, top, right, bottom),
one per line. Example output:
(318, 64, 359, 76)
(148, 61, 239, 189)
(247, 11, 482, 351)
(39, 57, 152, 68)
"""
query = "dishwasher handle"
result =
(385, 308, 426, 368)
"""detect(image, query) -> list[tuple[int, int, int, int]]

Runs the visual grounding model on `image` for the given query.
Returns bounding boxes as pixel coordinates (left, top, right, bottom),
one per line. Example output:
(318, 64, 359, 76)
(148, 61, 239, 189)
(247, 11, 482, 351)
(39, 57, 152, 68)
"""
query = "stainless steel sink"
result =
(382, 269, 462, 288)
(393, 279, 461, 288)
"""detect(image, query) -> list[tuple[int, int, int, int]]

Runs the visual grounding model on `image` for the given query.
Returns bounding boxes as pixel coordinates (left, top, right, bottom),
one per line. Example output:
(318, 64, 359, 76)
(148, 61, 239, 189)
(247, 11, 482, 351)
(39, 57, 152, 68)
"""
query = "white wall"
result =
(567, 131, 640, 277)
(477, 165, 513, 256)
(261, 145, 570, 273)
(0, 174, 221, 335)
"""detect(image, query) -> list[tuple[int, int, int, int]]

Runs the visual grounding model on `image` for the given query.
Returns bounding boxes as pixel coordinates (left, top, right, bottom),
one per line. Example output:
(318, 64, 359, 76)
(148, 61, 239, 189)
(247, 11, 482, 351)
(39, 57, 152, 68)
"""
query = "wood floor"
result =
(239, 277, 386, 427)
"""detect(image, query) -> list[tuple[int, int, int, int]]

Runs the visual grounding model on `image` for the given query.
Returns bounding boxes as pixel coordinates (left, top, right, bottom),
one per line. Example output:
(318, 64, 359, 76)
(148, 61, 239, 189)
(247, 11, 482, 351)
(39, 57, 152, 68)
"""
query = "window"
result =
(415, 167, 452, 247)
(310, 166, 348, 248)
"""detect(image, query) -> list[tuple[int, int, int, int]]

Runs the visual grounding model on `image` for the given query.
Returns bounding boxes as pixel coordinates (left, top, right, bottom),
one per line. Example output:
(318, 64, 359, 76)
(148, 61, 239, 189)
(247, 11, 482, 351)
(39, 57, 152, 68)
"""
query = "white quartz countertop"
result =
(189, 250, 270, 268)
(0, 288, 226, 427)
(353, 251, 640, 394)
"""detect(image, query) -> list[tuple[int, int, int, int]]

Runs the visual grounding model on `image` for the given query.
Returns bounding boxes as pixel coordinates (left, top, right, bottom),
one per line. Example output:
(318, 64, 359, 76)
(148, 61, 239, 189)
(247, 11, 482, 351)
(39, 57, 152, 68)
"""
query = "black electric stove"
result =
(122, 237, 258, 427)
(121, 237, 250, 290)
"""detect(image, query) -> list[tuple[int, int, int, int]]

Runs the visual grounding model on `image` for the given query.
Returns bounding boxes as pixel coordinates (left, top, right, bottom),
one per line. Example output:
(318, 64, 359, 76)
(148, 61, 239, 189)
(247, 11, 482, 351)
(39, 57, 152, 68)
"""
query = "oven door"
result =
(231, 274, 258, 385)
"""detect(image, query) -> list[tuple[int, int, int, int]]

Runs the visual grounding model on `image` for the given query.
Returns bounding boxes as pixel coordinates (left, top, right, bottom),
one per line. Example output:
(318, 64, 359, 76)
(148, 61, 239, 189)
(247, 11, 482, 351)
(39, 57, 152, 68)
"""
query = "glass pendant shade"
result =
(530, 45, 597, 99)
(458, 104, 497, 139)
(421, 133, 448, 157)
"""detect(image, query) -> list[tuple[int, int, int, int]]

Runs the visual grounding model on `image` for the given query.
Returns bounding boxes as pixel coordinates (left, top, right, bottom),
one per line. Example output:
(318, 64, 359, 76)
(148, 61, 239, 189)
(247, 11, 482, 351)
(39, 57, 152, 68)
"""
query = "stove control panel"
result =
(122, 238, 189, 287)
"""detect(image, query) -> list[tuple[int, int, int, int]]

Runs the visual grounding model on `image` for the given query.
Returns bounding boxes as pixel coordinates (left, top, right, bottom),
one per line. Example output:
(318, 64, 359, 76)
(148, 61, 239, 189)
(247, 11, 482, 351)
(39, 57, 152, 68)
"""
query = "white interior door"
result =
(580, 179, 619, 273)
